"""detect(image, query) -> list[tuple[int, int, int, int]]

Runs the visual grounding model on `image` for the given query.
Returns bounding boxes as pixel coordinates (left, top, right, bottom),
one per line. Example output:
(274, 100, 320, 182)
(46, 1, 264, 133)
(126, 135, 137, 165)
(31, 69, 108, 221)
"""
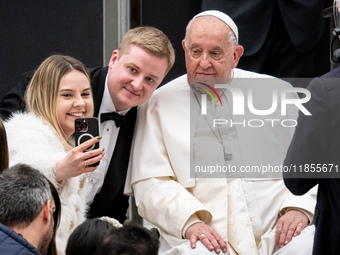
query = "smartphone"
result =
(74, 117, 100, 166)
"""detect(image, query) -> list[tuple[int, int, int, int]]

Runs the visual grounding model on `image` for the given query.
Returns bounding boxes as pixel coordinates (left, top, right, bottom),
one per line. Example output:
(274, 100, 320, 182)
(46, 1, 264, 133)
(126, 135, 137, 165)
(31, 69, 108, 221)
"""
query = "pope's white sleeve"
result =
(133, 177, 212, 239)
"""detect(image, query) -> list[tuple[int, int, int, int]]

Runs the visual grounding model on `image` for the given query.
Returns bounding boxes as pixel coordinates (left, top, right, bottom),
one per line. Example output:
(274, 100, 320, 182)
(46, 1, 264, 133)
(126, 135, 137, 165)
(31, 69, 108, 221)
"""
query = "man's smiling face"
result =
(107, 45, 168, 111)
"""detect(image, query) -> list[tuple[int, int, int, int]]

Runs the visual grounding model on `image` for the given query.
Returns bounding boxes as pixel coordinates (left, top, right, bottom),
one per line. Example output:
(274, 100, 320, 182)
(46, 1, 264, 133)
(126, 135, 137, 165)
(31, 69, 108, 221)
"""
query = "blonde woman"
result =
(5, 55, 104, 254)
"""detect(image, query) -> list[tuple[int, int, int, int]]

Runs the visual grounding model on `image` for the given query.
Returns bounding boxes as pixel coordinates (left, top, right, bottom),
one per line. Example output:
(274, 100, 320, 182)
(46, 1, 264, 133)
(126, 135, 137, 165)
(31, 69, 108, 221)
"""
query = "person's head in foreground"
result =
(0, 163, 61, 255)
(95, 223, 159, 255)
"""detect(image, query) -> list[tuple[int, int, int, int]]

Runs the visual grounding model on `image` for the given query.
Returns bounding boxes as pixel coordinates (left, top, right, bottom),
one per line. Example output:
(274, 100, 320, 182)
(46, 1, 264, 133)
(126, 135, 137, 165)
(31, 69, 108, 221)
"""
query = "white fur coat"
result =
(5, 112, 90, 255)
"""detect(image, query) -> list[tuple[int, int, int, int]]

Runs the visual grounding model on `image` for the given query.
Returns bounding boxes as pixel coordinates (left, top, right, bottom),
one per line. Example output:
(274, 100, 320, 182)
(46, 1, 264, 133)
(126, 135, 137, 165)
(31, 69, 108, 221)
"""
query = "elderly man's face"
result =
(183, 16, 243, 83)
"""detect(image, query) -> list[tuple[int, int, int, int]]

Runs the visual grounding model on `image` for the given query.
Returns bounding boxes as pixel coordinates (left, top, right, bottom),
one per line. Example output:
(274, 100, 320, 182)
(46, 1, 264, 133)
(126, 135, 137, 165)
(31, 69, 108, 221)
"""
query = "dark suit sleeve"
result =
(0, 71, 33, 121)
(283, 78, 331, 194)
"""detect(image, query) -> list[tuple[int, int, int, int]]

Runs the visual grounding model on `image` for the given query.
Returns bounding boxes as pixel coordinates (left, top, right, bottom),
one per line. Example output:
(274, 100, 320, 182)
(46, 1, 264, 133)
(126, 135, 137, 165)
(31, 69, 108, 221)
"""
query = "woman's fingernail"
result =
(97, 136, 102, 140)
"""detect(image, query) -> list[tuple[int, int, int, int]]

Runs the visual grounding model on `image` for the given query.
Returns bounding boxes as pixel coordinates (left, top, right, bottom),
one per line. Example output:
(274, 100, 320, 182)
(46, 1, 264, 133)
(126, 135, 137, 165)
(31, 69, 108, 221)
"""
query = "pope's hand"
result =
(185, 222, 227, 254)
(275, 209, 309, 248)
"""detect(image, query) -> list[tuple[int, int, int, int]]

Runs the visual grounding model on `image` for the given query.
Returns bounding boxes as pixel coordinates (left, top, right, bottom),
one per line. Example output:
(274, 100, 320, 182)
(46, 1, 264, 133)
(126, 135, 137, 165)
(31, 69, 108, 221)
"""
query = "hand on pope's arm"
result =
(55, 136, 103, 182)
(275, 209, 309, 248)
(185, 222, 227, 254)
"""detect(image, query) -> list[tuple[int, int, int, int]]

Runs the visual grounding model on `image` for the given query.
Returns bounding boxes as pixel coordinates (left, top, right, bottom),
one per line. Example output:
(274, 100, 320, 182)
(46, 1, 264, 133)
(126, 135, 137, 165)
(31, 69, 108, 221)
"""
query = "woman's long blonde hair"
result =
(25, 55, 92, 150)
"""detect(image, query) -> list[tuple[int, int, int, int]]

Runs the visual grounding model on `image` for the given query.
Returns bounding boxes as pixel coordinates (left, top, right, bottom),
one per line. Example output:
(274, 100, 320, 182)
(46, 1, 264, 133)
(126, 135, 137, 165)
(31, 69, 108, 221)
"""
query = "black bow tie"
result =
(100, 112, 128, 127)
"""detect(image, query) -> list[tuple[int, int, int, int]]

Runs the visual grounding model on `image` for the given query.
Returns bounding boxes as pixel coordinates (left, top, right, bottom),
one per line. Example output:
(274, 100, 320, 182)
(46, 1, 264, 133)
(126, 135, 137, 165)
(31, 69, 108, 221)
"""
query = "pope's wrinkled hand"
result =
(185, 222, 227, 254)
(275, 209, 309, 248)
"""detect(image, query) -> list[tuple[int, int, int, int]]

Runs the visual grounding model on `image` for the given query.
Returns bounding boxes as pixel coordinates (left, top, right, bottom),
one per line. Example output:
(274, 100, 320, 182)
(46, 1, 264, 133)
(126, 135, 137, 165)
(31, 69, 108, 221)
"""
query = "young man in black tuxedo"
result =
(0, 26, 175, 224)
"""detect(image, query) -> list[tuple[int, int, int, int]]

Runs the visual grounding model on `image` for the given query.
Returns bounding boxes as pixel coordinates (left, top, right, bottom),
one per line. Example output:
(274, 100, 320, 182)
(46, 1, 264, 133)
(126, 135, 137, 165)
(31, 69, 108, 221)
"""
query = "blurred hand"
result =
(55, 136, 103, 181)
(275, 209, 309, 248)
(185, 222, 227, 254)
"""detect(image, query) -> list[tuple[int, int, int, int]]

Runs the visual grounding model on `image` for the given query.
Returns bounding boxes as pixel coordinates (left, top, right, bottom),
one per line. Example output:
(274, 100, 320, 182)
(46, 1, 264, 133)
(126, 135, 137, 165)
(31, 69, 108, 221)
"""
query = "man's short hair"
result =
(118, 26, 175, 75)
(0, 163, 52, 228)
(95, 224, 159, 255)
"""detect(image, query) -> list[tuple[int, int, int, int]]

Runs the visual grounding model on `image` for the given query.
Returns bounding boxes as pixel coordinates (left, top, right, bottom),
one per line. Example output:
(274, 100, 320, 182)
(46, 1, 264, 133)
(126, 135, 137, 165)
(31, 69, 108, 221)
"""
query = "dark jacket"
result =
(284, 67, 340, 255)
(202, 0, 324, 56)
(0, 223, 41, 255)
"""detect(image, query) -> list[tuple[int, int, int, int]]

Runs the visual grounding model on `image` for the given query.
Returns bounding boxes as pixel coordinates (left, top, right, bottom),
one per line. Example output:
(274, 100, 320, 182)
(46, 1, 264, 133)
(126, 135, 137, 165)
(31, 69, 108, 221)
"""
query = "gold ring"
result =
(85, 160, 88, 167)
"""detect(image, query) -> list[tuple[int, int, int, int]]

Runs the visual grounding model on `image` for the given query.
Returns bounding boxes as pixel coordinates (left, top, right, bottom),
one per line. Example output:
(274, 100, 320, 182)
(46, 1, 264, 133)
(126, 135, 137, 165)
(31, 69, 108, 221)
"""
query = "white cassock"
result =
(125, 69, 316, 255)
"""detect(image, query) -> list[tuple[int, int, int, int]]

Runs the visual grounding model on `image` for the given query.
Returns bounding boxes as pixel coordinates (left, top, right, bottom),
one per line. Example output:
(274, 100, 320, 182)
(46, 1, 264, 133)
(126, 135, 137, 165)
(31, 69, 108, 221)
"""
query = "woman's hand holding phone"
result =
(55, 136, 104, 182)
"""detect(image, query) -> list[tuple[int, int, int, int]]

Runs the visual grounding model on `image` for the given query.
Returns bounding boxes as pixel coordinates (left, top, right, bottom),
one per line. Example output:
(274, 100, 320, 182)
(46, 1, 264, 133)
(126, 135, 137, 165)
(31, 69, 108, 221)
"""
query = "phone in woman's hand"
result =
(74, 117, 100, 166)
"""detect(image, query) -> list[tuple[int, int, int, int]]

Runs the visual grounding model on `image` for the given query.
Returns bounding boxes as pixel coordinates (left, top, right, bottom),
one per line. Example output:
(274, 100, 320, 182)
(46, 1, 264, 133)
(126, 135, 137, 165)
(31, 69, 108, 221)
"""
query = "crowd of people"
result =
(0, 6, 338, 255)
